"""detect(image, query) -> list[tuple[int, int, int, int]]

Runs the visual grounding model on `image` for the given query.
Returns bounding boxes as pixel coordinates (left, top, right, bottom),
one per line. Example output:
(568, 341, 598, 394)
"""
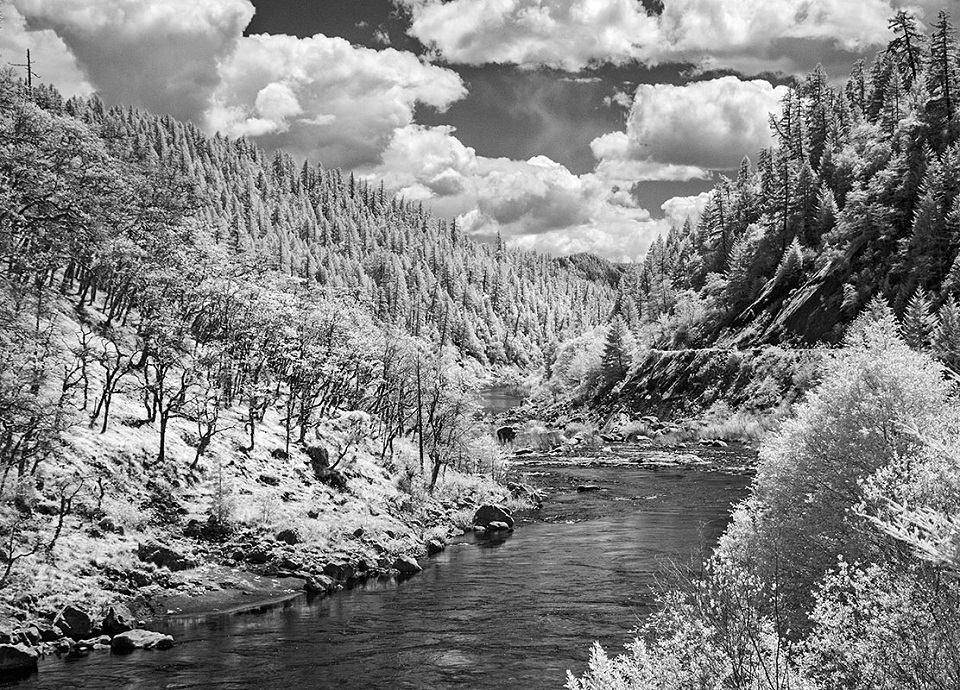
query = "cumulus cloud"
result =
(206, 33, 466, 168)
(367, 125, 665, 261)
(12, 0, 254, 122)
(400, 0, 661, 71)
(0, 3, 93, 97)
(397, 0, 919, 73)
(592, 76, 788, 174)
(662, 191, 711, 228)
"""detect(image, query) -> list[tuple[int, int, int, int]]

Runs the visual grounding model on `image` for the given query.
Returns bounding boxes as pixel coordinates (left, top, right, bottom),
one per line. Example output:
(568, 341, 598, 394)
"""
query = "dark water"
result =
(7, 455, 751, 690)
(478, 384, 526, 417)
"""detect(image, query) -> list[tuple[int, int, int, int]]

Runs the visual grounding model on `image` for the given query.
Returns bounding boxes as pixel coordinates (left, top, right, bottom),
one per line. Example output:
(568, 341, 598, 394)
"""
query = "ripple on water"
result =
(5, 448, 752, 690)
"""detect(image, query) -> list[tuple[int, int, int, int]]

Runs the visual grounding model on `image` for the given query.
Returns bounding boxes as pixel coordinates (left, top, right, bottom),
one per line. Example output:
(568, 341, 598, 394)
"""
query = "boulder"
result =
(393, 555, 422, 574)
(246, 549, 269, 565)
(472, 505, 515, 529)
(496, 426, 517, 444)
(56, 605, 93, 640)
(15, 626, 40, 646)
(111, 630, 174, 654)
(304, 574, 334, 593)
(101, 605, 135, 637)
(323, 562, 354, 582)
(258, 474, 280, 487)
(34, 621, 62, 643)
(0, 644, 38, 674)
(279, 556, 302, 571)
(426, 538, 445, 555)
(137, 541, 197, 572)
(275, 528, 302, 546)
(305, 445, 330, 478)
(487, 521, 512, 531)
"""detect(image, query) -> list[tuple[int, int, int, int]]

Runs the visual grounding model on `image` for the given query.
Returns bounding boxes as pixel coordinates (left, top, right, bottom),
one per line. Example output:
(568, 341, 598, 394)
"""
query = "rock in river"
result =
(56, 605, 93, 640)
(102, 605, 136, 637)
(393, 555, 422, 574)
(473, 505, 515, 529)
(0, 644, 38, 674)
(111, 630, 174, 654)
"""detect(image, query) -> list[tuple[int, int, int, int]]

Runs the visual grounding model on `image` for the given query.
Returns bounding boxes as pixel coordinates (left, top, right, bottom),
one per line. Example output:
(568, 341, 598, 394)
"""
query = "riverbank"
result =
(0, 387, 529, 680)
(5, 451, 751, 690)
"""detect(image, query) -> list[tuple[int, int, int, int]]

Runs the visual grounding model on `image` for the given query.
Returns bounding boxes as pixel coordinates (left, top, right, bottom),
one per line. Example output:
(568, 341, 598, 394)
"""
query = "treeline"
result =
(0, 65, 617, 502)
(619, 10, 960, 349)
(15, 78, 614, 368)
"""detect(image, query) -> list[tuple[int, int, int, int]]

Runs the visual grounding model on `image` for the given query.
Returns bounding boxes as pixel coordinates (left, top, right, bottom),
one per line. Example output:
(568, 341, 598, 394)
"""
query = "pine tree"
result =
(774, 238, 804, 286)
(601, 316, 634, 385)
(901, 287, 936, 350)
(934, 295, 960, 369)
(888, 10, 926, 89)
(926, 11, 960, 147)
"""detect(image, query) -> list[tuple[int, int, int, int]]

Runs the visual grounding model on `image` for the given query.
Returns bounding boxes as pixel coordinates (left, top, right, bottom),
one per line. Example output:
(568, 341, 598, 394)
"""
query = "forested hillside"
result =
(0, 59, 618, 642)
(620, 10, 960, 353)
(7, 73, 615, 371)
(567, 12, 960, 690)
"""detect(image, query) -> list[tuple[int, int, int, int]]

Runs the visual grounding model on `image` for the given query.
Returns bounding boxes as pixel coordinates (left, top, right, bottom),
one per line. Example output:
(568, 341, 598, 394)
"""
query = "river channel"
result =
(7, 444, 752, 690)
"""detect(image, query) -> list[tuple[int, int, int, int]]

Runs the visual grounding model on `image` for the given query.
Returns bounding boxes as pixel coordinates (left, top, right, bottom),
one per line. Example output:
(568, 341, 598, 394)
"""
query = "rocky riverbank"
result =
(0, 492, 529, 680)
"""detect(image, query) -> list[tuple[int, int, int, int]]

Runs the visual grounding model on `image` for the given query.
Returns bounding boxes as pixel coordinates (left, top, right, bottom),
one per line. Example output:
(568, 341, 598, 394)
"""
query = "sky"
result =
(3, 0, 959, 261)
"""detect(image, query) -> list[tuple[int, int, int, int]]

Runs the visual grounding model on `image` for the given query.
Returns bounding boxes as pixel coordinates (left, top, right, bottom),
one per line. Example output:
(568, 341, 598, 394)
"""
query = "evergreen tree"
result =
(925, 11, 960, 147)
(601, 316, 634, 385)
(901, 287, 936, 350)
(887, 10, 926, 89)
(933, 294, 960, 369)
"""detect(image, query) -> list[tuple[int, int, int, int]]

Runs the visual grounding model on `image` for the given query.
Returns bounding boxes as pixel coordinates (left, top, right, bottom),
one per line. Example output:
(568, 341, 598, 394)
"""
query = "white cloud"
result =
(0, 3, 94, 97)
(367, 125, 666, 261)
(206, 33, 466, 168)
(593, 76, 788, 173)
(662, 192, 711, 229)
(398, 0, 918, 73)
(401, 0, 661, 71)
(12, 0, 254, 121)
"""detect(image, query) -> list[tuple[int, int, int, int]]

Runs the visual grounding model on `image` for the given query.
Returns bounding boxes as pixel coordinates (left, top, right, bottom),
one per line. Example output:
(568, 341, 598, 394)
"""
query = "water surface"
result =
(7, 455, 750, 690)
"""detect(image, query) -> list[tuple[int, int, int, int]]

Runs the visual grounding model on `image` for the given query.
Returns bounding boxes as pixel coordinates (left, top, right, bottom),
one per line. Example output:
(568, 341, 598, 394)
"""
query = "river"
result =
(6, 447, 752, 690)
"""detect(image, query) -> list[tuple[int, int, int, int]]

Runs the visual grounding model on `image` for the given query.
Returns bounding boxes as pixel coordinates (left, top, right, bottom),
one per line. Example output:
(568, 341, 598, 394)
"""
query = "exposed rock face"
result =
(606, 347, 823, 419)
(137, 541, 198, 571)
(111, 630, 174, 653)
(473, 505, 515, 529)
(101, 605, 136, 637)
(0, 644, 38, 673)
(56, 605, 93, 640)
(393, 555, 422, 574)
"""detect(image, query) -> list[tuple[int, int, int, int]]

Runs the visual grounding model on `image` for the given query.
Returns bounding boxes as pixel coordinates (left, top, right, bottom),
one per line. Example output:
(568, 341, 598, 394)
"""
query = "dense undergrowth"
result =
(566, 307, 960, 689)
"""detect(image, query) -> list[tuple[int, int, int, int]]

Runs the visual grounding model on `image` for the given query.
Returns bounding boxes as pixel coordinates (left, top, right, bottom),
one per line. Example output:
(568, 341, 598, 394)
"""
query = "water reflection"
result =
(6, 462, 750, 690)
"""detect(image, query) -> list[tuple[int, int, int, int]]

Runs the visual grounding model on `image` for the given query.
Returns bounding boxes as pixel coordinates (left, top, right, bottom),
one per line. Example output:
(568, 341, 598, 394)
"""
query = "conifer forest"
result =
(3, 3, 960, 689)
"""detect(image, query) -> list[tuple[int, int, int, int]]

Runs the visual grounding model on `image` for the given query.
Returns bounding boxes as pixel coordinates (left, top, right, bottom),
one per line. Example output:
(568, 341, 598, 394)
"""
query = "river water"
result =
(7, 449, 752, 690)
